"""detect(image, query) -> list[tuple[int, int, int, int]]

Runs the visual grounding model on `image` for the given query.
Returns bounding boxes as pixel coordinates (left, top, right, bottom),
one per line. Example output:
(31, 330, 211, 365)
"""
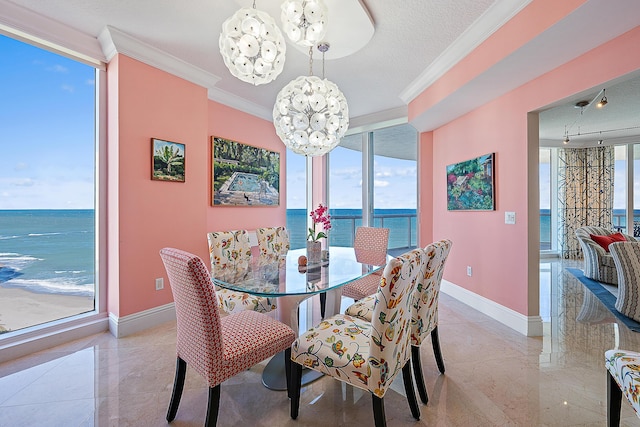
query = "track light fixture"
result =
(597, 89, 608, 108)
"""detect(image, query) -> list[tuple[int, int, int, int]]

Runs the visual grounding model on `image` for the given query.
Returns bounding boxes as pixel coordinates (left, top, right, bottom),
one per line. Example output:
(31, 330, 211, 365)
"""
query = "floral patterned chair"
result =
(346, 239, 453, 404)
(159, 248, 295, 427)
(290, 248, 425, 427)
(605, 349, 640, 426)
(256, 226, 290, 261)
(609, 242, 640, 322)
(207, 230, 276, 314)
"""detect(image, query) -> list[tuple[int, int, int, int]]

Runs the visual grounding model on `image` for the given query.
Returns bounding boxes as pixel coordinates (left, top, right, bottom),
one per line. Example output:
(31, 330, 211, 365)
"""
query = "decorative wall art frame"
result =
(152, 138, 185, 182)
(212, 136, 280, 206)
(446, 153, 495, 211)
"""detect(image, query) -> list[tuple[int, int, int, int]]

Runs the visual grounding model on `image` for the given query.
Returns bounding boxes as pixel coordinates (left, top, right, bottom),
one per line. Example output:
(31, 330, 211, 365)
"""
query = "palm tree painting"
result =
(152, 138, 185, 182)
(446, 153, 494, 210)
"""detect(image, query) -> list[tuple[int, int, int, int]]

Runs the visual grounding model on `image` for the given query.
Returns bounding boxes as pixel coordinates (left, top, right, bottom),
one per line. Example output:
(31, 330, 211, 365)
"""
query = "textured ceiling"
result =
(2, 0, 640, 154)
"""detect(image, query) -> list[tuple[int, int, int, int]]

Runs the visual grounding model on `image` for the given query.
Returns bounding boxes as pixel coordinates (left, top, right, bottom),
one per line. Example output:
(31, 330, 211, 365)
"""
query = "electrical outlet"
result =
(467, 266, 472, 277)
(155, 278, 164, 290)
(505, 211, 516, 224)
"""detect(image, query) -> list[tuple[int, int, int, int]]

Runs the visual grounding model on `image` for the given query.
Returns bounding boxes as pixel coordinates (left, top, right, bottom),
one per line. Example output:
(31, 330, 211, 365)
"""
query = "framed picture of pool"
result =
(212, 136, 280, 206)
(152, 138, 185, 182)
(446, 153, 495, 211)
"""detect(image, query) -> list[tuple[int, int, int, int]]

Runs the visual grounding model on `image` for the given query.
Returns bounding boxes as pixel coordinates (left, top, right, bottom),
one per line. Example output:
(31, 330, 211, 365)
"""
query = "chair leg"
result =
(372, 394, 386, 427)
(205, 385, 221, 427)
(431, 326, 446, 374)
(608, 370, 622, 427)
(402, 361, 421, 420)
(411, 345, 428, 404)
(166, 357, 187, 422)
(285, 348, 292, 399)
(290, 362, 303, 419)
(320, 292, 326, 318)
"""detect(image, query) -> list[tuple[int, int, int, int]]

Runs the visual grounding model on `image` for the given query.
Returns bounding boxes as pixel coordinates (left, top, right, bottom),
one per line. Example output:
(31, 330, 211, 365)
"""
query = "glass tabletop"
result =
(211, 246, 388, 297)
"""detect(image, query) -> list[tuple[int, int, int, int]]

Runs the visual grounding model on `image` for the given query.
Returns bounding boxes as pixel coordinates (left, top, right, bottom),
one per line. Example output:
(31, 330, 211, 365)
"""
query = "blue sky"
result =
(2, 33, 418, 211)
(0, 35, 95, 209)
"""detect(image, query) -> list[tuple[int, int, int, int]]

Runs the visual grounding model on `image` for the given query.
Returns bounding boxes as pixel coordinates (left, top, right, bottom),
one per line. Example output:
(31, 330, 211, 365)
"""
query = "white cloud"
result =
(374, 179, 390, 188)
(13, 178, 35, 187)
(48, 64, 69, 73)
(61, 84, 75, 93)
(14, 162, 28, 171)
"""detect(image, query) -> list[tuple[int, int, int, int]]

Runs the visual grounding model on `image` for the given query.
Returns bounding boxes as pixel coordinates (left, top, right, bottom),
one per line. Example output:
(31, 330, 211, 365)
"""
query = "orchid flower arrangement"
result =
(308, 204, 331, 242)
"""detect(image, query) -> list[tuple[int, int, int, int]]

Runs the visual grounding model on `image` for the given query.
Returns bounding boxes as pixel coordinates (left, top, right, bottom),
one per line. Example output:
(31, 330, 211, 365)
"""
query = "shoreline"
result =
(0, 287, 94, 332)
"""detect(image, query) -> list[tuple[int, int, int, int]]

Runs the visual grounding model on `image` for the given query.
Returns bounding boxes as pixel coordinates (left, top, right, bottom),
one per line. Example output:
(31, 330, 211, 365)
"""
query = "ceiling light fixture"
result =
(273, 42, 349, 156)
(596, 89, 608, 108)
(219, 1, 286, 85)
(280, 0, 328, 47)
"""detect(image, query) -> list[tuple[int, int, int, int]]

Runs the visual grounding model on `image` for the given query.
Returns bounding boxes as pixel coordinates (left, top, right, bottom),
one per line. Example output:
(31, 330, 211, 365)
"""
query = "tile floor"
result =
(1, 258, 639, 426)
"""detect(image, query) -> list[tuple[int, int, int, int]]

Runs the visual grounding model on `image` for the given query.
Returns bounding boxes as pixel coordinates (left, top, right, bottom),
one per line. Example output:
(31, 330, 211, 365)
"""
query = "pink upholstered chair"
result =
(207, 230, 276, 314)
(160, 248, 295, 427)
(346, 239, 453, 404)
(290, 248, 425, 427)
(256, 226, 290, 261)
(340, 226, 390, 301)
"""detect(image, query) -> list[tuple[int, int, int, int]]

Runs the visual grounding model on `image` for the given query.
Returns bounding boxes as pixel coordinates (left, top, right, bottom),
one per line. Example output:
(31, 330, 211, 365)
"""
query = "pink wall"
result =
(108, 56, 286, 318)
(414, 13, 640, 316)
(206, 102, 287, 233)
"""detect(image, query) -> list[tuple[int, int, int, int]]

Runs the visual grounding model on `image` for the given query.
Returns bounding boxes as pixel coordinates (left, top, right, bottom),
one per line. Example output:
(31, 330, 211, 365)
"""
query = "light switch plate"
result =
(505, 211, 516, 224)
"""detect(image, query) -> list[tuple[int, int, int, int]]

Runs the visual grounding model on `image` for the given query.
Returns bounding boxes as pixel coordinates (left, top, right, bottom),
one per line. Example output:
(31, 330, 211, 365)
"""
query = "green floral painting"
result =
(446, 153, 494, 210)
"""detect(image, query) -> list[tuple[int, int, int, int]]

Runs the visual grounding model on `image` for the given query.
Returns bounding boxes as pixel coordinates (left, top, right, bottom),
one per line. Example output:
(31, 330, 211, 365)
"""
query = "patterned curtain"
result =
(558, 146, 614, 259)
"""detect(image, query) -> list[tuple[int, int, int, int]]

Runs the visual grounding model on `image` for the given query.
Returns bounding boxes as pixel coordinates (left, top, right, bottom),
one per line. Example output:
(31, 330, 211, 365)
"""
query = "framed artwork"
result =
(152, 138, 185, 182)
(212, 136, 280, 206)
(447, 153, 495, 211)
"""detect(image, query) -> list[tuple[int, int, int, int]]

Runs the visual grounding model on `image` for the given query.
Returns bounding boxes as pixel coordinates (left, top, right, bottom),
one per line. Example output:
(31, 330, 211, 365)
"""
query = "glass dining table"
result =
(211, 246, 388, 390)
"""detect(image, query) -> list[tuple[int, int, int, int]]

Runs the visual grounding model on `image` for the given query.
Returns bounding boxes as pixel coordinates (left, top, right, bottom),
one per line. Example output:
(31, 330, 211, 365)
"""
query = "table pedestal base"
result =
(262, 351, 323, 391)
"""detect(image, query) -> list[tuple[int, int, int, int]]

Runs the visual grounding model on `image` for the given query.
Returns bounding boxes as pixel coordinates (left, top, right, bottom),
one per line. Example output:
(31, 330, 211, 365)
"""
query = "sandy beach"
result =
(0, 287, 94, 333)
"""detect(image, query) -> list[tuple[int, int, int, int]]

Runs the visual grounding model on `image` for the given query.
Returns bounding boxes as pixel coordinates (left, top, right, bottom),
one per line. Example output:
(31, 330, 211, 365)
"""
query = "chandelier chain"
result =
(252, 0, 256, 9)
(308, 46, 314, 76)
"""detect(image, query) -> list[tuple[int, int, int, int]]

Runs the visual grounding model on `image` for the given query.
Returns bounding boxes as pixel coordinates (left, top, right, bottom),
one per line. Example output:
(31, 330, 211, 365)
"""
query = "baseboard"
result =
(0, 313, 109, 363)
(109, 302, 176, 338)
(441, 280, 543, 337)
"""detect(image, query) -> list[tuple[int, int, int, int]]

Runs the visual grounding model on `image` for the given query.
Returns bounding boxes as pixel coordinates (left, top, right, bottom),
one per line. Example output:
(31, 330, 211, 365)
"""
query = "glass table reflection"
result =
(211, 246, 388, 390)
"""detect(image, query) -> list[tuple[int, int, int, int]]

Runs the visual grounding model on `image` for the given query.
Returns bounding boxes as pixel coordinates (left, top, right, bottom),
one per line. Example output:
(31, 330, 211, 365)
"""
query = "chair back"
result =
(256, 226, 290, 260)
(207, 230, 252, 269)
(368, 248, 424, 395)
(354, 226, 390, 265)
(610, 242, 640, 321)
(160, 248, 223, 383)
(411, 240, 452, 346)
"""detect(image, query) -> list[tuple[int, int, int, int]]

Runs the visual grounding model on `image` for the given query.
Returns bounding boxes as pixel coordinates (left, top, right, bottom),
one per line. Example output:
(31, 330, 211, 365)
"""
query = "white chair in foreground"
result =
(605, 349, 640, 426)
(290, 248, 425, 427)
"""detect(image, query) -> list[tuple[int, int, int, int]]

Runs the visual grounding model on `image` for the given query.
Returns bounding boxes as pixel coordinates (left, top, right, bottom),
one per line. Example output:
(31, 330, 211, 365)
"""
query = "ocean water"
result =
(287, 209, 418, 250)
(0, 210, 95, 297)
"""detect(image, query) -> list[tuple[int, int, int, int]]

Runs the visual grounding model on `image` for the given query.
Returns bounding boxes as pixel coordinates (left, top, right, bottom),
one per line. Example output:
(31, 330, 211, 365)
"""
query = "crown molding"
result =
(98, 26, 220, 92)
(346, 106, 408, 135)
(399, 0, 533, 104)
(207, 87, 273, 121)
(0, 0, 105, 68)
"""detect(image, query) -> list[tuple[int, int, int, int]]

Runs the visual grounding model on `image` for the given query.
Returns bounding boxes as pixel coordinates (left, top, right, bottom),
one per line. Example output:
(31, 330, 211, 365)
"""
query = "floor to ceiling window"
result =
(540, 148, 552, 251)
(0, 35, 97, 334)
(328, 124, 417, 252)
(613, 145, 628, 232)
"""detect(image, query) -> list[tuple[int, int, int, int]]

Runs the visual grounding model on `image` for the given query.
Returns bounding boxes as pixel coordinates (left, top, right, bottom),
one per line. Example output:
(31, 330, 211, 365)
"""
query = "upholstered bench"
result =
(605, 349, 640, 426)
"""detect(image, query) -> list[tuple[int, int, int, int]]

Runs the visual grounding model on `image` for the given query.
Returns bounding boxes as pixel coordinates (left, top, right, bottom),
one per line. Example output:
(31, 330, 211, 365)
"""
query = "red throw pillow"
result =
(590, 232, 626, 252)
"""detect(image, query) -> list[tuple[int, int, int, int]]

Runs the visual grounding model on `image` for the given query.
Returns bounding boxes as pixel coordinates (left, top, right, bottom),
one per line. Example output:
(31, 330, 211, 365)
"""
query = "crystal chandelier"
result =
(219, 2, 286, 85)
(273, 43, 349, 157)
(280, 0, 328, 47)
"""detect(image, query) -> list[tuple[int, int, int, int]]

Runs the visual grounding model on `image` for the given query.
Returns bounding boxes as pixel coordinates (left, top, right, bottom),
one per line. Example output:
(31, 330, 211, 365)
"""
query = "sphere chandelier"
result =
(273, 43, 349, 157)
(219, 3, 286, 85)
(280, 0, 328, 47)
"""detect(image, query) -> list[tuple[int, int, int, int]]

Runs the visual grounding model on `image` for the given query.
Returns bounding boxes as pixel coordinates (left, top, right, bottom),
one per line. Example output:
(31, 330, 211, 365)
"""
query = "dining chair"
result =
(318, 226, 389, 318)
(346, 239, 453, 404)
(605, 349, 640, 426)
(290, 248, 425, 427)
(159, 248, 296, 427)
(207, 230, 276, 314)
(256, 226, 290, 261)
